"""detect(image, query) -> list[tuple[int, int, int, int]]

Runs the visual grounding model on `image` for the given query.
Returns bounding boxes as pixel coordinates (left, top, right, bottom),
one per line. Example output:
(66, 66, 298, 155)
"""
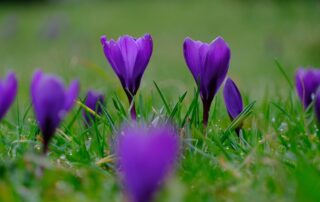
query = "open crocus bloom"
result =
(116, 123, 179, 202)
(0, 72, 18, 121)
(31, 70, 79, 153)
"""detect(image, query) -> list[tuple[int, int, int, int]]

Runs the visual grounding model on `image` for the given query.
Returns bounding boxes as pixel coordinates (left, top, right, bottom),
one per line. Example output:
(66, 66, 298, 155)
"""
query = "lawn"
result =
(1, 0, 320, 201)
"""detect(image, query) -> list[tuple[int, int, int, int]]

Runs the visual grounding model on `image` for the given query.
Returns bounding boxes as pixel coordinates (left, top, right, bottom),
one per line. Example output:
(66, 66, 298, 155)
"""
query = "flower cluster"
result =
(1, 33, 319, 202)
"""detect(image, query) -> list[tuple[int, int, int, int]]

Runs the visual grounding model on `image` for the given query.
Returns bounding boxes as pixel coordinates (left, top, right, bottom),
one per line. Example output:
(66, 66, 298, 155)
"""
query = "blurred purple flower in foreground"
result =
(83, 90, 105, 125)
(295, 68, 320, 109)
(223, 78, 243, 120)
(116, 123, 179, 202)
(100, 34, 153, 120)
(183, 36, 230, 126)
(31, 70, 79, 153)
(0, 72, 18, 121)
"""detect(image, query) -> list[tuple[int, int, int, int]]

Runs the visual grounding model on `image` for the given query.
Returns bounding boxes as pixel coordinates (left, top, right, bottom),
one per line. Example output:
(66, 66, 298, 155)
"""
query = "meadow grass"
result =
(1, 0, 320, 201)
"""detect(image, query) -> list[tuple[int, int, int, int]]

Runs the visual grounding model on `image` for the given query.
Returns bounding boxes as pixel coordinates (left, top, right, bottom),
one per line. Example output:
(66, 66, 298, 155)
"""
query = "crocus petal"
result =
(102, 38, 126, 87)
(31, 70, 43, 118)
(118, 35, 139, 79)
(116, 123, 179, 202)
(183, 38, 203, 82)
(85, 90, 105, 112)
(0, 72, 18, 120)
(64, 80, 80, 111)
(83, 90, 105, 125)
(223, 78, 243, 120)
(202, 36, 230, 102)
(135, 34, 153, 72)
(295, 68, 320, 108)
(32, 75, 66, 137)
(132, 34, 153, 93)
(31, 70, 43, 95)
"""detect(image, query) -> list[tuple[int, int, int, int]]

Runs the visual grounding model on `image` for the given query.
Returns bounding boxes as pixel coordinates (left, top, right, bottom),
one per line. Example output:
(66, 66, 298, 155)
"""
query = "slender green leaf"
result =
(154, 81, 171, 114)
(274, 58, 293, 90)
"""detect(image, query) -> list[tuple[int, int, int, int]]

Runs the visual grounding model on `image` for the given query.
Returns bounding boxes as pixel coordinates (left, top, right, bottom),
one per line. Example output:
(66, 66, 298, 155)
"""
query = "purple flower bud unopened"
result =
(0, 72, 18, 121)
(223, 78, 243, 120)
(100, 34, 153, 119)
(31, 70, 79, 153)
(83, 90, 105, 125)
(295, 68, 320, 108)
(183, 36, 230, 126)
(116, 123, 179, 202)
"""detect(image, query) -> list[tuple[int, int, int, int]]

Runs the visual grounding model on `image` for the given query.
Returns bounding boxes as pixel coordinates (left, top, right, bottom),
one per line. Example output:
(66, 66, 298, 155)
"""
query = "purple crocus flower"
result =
(223, 78, 243, 120)
(100, 34, 153, 120)
(116, 123, 179, 202)
(295, 68, 320, 109)
(0, 72, 18, 121)
(183, 36, 230, 126)
(31, 70, 79, 153)
(83, 90, 105, 125)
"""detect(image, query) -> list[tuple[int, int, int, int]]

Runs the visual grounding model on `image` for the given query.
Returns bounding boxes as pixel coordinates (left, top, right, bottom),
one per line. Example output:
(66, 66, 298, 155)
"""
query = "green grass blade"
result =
(271, 102, 295, 123)
(169, 91, 187, 120)
(221, 101, 256, 142)
(274, 58, 294, 90)
(181, 88, 199, 127)
(154, 81, 172, 114)
(66, 103, 83, 131)
(112, 94, 127, 118)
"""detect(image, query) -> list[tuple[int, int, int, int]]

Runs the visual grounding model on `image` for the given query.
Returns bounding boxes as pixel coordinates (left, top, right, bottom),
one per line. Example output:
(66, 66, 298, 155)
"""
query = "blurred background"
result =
(0, 0, 320, 103)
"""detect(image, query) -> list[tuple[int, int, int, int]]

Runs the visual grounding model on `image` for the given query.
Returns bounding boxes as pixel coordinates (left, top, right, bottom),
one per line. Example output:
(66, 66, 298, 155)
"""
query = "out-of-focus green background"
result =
(1, 1, 320, 202)
(1, 0, 320, 100)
